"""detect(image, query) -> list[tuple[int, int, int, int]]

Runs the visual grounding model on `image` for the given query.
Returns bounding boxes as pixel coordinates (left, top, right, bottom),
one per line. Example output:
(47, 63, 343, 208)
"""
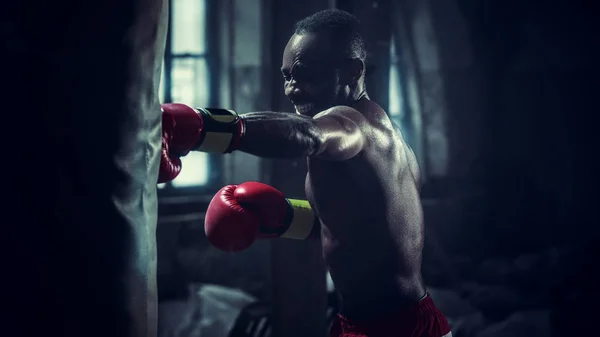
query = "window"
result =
(389, 40, 405, 128)
(389, 39, 427, 181)
(389, 39, 414, 149)
(159, 0, 218, 191)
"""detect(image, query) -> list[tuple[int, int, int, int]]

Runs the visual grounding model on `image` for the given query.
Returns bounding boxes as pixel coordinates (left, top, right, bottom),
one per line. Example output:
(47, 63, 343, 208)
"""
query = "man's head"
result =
(281, 9, 367, 116)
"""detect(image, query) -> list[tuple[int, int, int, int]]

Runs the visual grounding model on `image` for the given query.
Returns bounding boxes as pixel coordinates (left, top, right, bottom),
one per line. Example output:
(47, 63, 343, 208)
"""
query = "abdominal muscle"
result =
(306, 158, 426, 319)
(320, 219, 425, 319)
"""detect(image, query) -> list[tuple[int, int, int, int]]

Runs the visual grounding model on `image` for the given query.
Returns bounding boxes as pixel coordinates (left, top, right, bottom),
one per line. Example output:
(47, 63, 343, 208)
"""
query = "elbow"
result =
(306, 124, 327, 157)
(285, 120, 325, 157)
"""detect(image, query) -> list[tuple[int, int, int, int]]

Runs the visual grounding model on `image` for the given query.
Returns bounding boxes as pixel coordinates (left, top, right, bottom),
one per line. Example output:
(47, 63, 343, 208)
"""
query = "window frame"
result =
(159, 0, 223, 197)
(388, 38, 415, 147)
(388, 39, 404, 123)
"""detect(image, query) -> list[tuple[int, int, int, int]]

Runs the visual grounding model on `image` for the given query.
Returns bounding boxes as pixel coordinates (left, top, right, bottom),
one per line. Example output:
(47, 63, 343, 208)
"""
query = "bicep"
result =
(313, 107, 366, 161)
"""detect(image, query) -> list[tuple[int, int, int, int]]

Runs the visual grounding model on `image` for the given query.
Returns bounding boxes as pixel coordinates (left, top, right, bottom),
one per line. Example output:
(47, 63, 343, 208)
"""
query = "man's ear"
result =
(340, 58, 364, 85)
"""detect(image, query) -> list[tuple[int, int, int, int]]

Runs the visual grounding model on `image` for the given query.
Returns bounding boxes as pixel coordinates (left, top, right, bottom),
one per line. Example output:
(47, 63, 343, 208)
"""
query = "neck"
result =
(343, 80, 369, 104)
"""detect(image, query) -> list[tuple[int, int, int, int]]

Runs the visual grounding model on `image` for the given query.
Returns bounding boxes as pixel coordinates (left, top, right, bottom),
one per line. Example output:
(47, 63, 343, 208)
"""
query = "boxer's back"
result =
(305, 99, 426, 318)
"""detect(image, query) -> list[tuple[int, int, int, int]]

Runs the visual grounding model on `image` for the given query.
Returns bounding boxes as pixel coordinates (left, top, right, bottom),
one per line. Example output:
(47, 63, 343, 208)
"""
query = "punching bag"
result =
(1, 1, 168, 337)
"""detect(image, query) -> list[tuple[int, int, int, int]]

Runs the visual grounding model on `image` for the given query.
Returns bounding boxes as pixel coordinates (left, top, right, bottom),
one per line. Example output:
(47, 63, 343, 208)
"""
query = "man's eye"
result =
(282, 74, 291, 81)
(294, 72, 315, 81)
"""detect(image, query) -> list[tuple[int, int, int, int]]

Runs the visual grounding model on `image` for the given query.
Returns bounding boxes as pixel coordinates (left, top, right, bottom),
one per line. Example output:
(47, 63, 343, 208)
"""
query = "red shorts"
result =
(330, 294, 451, 337)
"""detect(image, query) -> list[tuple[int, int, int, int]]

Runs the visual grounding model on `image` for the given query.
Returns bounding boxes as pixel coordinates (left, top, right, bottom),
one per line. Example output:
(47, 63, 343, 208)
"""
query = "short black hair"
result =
(295, 9, 367, 61)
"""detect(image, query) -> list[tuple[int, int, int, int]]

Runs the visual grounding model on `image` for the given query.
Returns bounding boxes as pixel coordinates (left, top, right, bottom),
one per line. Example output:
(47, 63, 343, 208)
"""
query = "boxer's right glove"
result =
(158, 103, 245, 183)
(204, 182, 320, 252)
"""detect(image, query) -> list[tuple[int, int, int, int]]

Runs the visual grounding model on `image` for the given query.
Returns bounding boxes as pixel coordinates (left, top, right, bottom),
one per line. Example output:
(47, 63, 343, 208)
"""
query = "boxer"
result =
(159, 9, 451, 337)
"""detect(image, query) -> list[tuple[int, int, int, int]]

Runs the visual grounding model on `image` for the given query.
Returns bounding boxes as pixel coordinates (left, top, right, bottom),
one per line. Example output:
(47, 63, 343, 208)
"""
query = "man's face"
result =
(281, 33, 342, 117)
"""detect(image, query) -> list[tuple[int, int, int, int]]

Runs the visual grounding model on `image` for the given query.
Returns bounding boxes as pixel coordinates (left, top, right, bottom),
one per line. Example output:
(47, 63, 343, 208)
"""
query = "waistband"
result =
(335, 293, 445, 330)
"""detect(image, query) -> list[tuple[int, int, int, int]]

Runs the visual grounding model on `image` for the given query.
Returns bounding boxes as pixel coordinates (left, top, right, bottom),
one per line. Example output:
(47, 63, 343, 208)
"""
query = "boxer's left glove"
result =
(204, 182, 320, 252)
(158, 103, 245, 183)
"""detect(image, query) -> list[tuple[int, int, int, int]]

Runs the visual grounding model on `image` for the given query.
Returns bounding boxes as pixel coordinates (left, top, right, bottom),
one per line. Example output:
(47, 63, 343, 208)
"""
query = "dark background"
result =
(156, 0, 599, 336)
(3, 0, 598, 337)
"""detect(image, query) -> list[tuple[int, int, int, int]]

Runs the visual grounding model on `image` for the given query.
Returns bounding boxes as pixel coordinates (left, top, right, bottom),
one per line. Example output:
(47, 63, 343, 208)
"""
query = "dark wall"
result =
(155, 1, 599, 336)
(454, 0, 599, 255)
(414, 0, 599, 335)
(389, 0, 599, 257)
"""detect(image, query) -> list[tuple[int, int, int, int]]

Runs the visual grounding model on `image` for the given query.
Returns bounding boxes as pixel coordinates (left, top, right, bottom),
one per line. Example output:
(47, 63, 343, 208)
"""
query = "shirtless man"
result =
(159, 9, 451, 337)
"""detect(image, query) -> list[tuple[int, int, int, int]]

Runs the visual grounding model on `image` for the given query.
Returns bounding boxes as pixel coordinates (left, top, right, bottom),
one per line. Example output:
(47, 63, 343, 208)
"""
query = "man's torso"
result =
(305, 99, 425, 318)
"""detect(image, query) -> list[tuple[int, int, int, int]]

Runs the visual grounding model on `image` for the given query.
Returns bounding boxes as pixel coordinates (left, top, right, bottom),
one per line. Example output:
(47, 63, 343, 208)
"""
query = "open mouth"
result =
(294, 103, 316, 114)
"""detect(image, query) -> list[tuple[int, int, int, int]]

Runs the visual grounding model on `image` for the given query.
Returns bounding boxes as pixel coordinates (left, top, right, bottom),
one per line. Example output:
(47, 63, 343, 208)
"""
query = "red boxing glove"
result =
(233, 182, 290, 237)
(159, 104, 203, 183)
(205, 182, 319, 252)
(204, 184, 261, 252)
(158, 103, 244, 184)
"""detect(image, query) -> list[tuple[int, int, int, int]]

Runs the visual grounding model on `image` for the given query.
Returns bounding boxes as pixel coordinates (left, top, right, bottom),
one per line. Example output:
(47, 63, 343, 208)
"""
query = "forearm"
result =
(238, 112, 324, 158)
(161, 104, 363, 161)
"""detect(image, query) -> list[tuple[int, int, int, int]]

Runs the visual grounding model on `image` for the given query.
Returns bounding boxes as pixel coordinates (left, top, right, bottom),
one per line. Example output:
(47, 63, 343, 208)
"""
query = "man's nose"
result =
(284, 79, 302, 98)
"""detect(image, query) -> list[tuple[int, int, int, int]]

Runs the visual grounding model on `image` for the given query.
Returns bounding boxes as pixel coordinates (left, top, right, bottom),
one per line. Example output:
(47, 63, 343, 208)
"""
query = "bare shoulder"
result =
(311, 105, 370, 161)
(353, 99, 387, 118)
(314, 105, 368, 127)
(317, 101, 393, 137)
(354, 100, 421, 185)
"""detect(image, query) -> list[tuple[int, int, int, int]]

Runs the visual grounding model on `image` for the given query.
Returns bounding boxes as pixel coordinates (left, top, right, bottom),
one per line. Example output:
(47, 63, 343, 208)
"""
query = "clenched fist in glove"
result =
(158, 103, 245, 183)
(204, 181, 320, 252)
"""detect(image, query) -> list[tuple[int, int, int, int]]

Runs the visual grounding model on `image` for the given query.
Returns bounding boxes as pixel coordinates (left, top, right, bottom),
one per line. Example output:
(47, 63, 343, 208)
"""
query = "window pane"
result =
(389, 63, 403, 117)
(389, 39, 404, 117)
(171, 57, 209, 106)
(393, 115, 419, 165)
(171, 0, 206, 54)
(171, 152, 209, 187)
(170, 57, 210, 188)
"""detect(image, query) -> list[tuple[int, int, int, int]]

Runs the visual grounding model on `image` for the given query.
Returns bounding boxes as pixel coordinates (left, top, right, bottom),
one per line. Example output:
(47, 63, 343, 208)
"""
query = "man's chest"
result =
(304, 166, 359, 225)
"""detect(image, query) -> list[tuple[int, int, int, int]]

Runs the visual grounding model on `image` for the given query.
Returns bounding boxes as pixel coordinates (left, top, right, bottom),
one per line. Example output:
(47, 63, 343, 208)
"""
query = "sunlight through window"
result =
(164, 0, 211, 189)
(171, 152, 209, 187)
(389, 40, 404, 118)
(172, 0, 206, 54)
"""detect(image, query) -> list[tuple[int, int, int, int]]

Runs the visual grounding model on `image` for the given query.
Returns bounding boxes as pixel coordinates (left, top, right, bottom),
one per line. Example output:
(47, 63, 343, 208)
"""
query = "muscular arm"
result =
(238, 106, 366, 161)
